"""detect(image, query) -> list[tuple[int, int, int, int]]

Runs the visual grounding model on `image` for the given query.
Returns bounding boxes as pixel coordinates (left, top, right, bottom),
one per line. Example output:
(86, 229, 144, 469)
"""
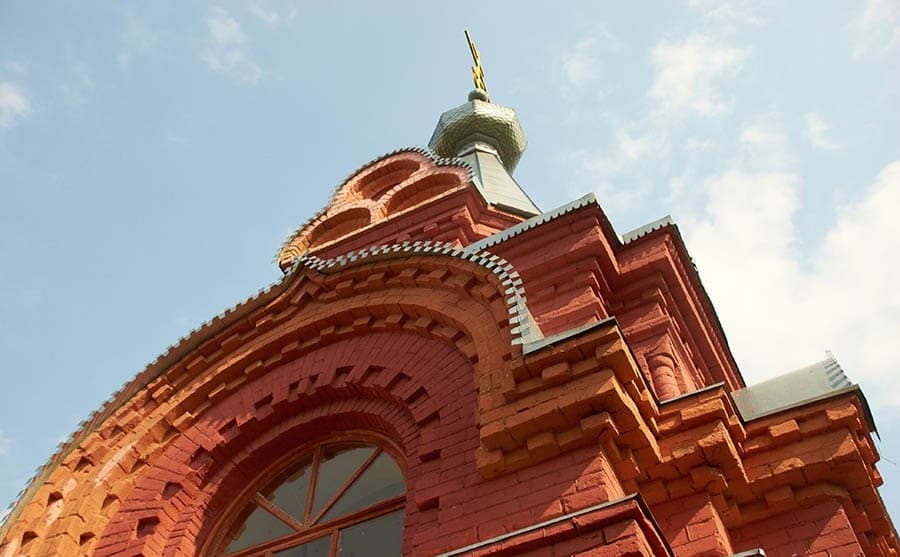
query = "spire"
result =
(427, 31, 541, 217)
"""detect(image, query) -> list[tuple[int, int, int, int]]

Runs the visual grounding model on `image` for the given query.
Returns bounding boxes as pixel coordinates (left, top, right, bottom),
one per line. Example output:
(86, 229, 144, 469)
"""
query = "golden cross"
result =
(464, 29, 489, 94)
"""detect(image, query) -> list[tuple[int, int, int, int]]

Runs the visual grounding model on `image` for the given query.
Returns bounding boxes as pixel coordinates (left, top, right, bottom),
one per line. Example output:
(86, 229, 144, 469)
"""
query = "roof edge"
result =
(437, 492, 674, 557)
(1, 240, 544, 535)
(0, 270, 295, 535)
(624, 218, 745, 389)
(467, 193, 598, 252)
(621, 215, 675, 244)
(740, 383, 879, 436)
(468, 197, 745, 390)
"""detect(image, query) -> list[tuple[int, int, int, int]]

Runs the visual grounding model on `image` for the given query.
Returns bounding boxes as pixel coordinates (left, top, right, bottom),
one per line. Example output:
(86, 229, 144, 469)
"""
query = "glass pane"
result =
(323, 452, 404, 521)
(311, 445, 375, 519)
(225, 504, 295, 554)
(264, 454, 313, 522)
(338, 511, 404, 556)
(273, 535, 331, 556)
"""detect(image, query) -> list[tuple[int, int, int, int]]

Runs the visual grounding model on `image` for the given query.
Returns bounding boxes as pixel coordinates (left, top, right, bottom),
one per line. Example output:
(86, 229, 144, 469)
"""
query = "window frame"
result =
(208, 431, 407, 557)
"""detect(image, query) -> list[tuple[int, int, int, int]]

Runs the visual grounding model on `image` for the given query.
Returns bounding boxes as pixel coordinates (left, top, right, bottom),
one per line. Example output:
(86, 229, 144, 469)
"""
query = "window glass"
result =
(272, 536, 330, 556)
(220, 442, 403, 556)
(310, 445, 374, 519)
(338, 511, 404, 556)
(225, 504, 295, 554)
(323, 452, 404, 521)
(265, 455, 313, 523)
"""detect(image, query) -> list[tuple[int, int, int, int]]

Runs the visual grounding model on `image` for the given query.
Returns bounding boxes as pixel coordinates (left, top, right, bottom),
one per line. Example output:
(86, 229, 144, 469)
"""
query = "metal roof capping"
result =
(731, 354, 877, 434)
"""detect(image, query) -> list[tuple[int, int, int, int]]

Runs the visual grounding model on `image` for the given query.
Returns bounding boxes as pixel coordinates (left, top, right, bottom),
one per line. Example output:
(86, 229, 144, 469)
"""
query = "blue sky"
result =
(1, 0, 899, 526)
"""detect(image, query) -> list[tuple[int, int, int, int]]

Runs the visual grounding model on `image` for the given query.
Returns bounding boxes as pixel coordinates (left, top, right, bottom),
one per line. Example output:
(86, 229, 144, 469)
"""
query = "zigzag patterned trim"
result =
(620, 215, 675, 244)
(273, 146, 476, 266)
(467, 193, 598, 252)
(1, 239, 539, 533)
(1, 192, 691, 532)
(466, 194, 679, 253)
(0, 275, 290, 532)
(298, 239, 542, 346)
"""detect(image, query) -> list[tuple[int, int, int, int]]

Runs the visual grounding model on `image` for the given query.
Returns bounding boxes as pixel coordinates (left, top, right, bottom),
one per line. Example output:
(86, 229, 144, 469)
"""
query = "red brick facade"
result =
(1, 134, 895, 555)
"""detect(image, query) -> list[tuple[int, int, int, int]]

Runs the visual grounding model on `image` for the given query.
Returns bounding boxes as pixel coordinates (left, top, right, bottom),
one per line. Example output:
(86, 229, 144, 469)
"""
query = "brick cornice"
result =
(615, 230, 743, 391)
(474, 316, 897, 554)
(439, 494, 673, 557)
(0, 243, 537, 554)
(2, 217, 895, 555)
(483, 200, 743, 394)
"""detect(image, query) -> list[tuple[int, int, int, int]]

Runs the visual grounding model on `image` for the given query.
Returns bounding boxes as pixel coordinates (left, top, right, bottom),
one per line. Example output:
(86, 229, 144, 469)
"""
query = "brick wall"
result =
(731, 500, 864, 557)
(1, 151, 895, 557)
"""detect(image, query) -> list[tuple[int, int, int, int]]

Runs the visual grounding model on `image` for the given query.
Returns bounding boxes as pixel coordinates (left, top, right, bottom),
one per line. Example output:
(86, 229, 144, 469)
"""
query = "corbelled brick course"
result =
(1, 149, 895, 557)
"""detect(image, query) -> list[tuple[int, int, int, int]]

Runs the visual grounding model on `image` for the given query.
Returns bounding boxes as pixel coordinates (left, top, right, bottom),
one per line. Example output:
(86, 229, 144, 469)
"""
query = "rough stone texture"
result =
(1, 141, 895, 557)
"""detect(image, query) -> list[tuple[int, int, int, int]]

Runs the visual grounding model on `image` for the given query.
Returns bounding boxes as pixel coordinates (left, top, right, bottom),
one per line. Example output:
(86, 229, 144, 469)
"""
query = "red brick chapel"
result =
(1, 74, 897, 556)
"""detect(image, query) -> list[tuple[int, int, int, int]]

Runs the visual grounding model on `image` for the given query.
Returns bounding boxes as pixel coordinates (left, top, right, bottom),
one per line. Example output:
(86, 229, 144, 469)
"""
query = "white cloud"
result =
(560, 28, 620, 92)
(574, 125, 666, 175)
(247, 1, 278, 24)
(739, 119, 795, 169)
(571, 122, 669, 213)
(0, 82, 31, 130)
(581, 124, 667, 175)
(685, 138, 714, 153)
(688, 0, 764, 27)
(247, 0, 296, 25)
(853, 0, 900, 58)
(117, 14, 160, 68)
(650, 34, 748, 116)
(201, 7, 262, 85)
(804, 112, 840, 151)
(683, 159, 900, 407)
(562, 38, 601, 87)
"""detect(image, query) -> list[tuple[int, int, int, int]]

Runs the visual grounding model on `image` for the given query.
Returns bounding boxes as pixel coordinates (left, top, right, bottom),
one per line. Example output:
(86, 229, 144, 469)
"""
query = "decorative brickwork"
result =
(2, 100, 896, 556)
(276, 150, 526, 270)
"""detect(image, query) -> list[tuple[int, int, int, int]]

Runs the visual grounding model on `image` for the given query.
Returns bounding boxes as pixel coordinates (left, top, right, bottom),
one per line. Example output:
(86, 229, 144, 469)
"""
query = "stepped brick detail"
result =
(2, 105, 895, 556)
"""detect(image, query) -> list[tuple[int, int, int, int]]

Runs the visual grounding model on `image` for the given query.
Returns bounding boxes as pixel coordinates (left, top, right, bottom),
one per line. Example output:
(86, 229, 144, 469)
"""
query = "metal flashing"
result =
(621, 215, 675, 244)
(655, 355, 876, 434)
(465, 193, 598, 253)
(522, 315, 618, 356)
(739, 383, 877, 435)
(658, 382, 727, 406)
(457, 142, 541, 217)
(1, 239, 547, 533)
(436, 492, 674, 557)
(298, 240, 544, 346)
(731, 355, 853, 422)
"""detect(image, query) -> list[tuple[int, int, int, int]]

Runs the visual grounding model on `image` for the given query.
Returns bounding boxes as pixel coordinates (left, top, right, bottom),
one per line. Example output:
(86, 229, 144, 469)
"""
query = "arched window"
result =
(217, 441, 405, 556)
